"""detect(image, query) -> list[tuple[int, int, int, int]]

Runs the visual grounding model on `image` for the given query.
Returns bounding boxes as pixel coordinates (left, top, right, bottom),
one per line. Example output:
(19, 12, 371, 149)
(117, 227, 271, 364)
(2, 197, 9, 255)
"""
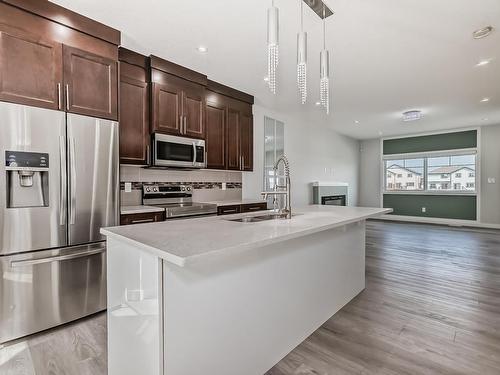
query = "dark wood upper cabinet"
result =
(119, 49, 150, 165)
(151, 81, 182, 135)
(205, 94, 226, 170)
(0, 24, 63, 110)
(183, 83, 205, 138)
(226, 108, 241, 170)
(63, 45, 118, 120)
(240, 112, 254, 171)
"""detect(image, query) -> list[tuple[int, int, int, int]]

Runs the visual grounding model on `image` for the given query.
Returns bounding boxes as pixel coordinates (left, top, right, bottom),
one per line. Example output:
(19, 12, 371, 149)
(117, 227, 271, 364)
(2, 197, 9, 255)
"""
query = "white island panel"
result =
(164, 222, 365, 375)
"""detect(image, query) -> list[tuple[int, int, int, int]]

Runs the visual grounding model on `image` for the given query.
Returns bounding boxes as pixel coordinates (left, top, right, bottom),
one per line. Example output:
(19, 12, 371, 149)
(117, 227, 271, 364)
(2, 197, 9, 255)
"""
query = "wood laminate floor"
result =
(1, 221, 500, 375)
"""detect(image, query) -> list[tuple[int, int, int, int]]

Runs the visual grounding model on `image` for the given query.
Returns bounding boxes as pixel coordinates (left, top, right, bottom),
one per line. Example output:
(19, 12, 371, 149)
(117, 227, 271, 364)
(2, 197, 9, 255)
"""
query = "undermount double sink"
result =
(226, 213, 296, 223)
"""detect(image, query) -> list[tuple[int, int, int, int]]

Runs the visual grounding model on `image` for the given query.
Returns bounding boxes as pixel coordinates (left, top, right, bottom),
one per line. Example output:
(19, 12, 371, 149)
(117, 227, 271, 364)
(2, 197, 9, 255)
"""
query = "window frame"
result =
(383, 148, 478, 195)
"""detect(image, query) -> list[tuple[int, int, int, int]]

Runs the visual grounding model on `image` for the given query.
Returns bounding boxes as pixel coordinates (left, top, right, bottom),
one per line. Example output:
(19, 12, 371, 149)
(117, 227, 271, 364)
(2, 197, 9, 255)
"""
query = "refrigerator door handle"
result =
(69, 137, 77, 225)
(10, 243, 106, 267)
(59, 136, 67, 226)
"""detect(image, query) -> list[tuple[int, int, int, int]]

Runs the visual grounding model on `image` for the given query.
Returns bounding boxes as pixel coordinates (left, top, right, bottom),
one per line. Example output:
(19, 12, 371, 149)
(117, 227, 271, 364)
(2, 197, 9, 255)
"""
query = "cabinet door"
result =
(120, 212, 165, 225)
(63, 45, 118, 120)
(240, 112, 253, 171)
(183, 83, 205, 139)
(119, 75, 149, 164)
(226, 108, 240, 170)
(0, 24, 62, 110)
(151, 82, 182, 135)
(205, 100, 226, 169)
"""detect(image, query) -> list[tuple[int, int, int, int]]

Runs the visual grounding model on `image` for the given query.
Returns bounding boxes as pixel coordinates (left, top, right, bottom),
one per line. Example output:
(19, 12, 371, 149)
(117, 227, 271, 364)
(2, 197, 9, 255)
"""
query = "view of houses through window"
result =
(385, 153, 476, 192)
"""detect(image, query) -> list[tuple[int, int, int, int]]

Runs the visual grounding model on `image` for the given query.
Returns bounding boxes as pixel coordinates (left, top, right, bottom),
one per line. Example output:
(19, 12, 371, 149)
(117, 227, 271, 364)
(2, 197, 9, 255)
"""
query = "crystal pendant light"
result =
(319, 6, 330, 114)
(267, 0, 279, 94)
(297, 0, 307, 104)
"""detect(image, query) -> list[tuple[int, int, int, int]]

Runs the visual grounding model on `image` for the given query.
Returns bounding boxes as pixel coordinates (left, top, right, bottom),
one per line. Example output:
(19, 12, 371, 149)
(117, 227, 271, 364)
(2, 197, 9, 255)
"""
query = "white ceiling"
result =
(53, 0, 500, 140)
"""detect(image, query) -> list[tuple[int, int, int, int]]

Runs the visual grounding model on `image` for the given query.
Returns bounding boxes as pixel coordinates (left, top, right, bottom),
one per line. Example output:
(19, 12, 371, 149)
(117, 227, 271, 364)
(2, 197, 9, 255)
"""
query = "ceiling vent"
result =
(473, 26, 494, 39)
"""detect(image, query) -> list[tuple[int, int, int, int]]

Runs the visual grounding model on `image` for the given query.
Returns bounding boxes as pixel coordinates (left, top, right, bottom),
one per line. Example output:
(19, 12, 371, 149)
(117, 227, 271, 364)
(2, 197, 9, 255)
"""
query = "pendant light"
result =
(319, 5, 330, 114)
(297, 0, 307, 104)
(267, 0, 279, 94)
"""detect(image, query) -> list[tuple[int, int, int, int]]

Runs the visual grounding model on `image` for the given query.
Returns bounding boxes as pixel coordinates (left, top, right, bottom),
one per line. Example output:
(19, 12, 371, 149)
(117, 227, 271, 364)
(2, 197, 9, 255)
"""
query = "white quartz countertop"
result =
(205, 199, 266, 207)
(120, 205, 165, 215)
(102, 205, 391, 267)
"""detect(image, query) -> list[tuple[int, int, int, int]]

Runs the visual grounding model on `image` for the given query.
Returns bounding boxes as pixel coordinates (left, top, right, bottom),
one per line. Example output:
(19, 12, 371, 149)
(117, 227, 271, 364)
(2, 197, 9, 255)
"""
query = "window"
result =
(385, 158, 424, 191)
(427, 154, 476, 191)
(384, 152, 477, 193)
(264, 116, 284, 204)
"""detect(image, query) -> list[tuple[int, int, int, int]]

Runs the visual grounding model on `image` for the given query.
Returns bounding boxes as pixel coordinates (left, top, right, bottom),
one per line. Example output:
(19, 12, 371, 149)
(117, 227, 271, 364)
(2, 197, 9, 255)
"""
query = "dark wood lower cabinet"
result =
(217, 205, 241, 216)
(241, 202, 268, 213)
(217, 203, 267, 216)
(120, 211, 165, 225)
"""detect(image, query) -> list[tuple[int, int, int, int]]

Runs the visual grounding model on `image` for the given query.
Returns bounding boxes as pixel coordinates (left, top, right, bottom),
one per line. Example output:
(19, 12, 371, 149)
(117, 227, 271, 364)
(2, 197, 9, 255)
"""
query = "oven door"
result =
(153, 134, 206, 168)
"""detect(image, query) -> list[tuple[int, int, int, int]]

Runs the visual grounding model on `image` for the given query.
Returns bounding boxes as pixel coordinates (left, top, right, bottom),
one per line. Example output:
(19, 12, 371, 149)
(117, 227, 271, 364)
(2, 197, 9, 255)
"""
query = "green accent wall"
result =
(383, 194, 477, 220)
(383, 130, 477, 155)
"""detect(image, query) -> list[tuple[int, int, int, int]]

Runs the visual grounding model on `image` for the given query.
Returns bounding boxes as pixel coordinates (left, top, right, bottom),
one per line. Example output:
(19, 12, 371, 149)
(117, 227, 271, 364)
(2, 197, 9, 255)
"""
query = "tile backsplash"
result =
(120, 166, 243, 206)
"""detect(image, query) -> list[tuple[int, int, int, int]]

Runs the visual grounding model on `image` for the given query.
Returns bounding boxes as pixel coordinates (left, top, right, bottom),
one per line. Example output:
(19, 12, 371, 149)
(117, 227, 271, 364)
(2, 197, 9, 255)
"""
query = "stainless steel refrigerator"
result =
(0, 101, 119, 344)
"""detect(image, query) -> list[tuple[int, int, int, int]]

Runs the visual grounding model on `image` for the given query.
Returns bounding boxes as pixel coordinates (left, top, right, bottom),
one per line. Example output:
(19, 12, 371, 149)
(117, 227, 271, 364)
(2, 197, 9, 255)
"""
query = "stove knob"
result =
(146, 187, 151, 192)
(187, 187, 191, 191)
(181, 187, 186, 191)
(153, 187, 158, 192)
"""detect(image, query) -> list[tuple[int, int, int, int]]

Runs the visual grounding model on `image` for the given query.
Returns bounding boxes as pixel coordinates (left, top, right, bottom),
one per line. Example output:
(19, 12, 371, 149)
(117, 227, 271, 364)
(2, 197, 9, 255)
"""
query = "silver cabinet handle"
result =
(57, 83, 62, 110)
(59, 136, 67, 226)
(11, 245, 106, 268)
(65, 84, 70, 111)
(146, 144, 151, 165)
(247, 206, 262, 211)
(69, 137, 77, 225)
(130, 218, 155, 224)
(184, 116, 188, 134)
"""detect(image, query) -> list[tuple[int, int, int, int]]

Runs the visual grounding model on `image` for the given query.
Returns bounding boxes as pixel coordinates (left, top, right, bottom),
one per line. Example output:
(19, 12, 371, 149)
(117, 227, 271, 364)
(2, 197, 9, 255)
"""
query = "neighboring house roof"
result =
(387, 165, 422, 175)
(428, 166, 474, 174)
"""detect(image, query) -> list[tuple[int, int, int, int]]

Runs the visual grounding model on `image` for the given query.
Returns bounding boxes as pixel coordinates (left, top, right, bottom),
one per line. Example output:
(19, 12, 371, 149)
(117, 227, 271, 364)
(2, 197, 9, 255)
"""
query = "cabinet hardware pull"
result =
(146, 145, 151, 165)
(184, 116, 187, 134)
(131, 218, 155, 224)
(65, 84, 70, 111)
(57, 83, 62, 110)
(179, 115, 183, 134)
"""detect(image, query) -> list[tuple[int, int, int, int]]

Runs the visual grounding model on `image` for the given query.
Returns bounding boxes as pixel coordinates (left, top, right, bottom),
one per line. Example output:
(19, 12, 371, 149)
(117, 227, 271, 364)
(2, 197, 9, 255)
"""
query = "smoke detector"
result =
(402, 110, 423, 122)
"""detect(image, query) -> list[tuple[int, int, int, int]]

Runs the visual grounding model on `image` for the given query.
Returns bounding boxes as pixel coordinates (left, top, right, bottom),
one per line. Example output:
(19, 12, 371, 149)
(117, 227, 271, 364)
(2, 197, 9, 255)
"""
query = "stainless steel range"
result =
(142, 185, 217, 219)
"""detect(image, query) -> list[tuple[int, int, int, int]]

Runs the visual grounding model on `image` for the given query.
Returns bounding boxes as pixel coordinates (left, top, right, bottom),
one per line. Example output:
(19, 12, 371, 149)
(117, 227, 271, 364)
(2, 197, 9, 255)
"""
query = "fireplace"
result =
(321, 195, 346, 206)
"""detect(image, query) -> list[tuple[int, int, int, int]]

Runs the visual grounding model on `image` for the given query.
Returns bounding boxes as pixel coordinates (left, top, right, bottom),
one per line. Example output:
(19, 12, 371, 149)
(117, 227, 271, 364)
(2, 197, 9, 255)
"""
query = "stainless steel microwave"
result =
(152, 133, 206, 168)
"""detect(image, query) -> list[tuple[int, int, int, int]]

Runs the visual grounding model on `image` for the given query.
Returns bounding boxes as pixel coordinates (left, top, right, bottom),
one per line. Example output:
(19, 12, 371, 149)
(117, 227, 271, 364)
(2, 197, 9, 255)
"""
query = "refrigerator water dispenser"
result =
(5, 151, 49, 208)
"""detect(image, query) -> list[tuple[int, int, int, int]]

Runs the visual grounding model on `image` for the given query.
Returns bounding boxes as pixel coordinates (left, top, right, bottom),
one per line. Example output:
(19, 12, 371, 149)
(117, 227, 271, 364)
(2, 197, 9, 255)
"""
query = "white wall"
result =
(480, 124, 500, 224)
(359, 139, 382, 207)
(243, 103, 360, 207)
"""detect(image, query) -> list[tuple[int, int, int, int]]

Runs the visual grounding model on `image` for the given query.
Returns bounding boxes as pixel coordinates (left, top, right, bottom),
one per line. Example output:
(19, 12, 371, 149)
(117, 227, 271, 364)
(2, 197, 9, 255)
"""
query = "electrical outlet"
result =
(124, 182, 132, 193)
(221, 182, 227, 190)
(421, 207, 426, 213)
(488, 177, 496, 184)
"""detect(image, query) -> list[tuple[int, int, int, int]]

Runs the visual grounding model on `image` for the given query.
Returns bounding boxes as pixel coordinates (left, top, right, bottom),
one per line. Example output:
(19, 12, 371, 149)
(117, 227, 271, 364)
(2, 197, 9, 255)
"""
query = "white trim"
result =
(311, 181, 349, 187)
(382, 191, 476, 196)
(372, 214, 500, 230)
(476, 127, 482, 222)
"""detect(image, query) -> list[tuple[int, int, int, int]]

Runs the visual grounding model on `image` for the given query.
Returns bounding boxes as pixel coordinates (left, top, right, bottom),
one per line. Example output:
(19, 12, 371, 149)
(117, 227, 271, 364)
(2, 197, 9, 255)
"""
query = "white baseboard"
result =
(372, 214, 500, 230)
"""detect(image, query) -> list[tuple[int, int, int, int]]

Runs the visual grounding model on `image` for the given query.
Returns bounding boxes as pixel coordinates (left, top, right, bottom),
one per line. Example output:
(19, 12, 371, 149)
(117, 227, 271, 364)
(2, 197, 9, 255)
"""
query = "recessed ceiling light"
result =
(475, 59, 491, 67)
(354, 120, 360, 124)
(402, 110, 423, 122)
(263, 76, 269, 82)
(482, 118, 489, 121)
(196, 46, 208, 53)
(473, 26, 494, 39)
(315, 101, 321, 106)
(480, 97, 490, 102)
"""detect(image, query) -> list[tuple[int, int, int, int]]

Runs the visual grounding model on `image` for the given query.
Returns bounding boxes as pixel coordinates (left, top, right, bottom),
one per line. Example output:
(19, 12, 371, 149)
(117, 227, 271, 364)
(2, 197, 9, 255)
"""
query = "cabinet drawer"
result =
(120, 211, 165, 225)
(241, 202, 268, 213)
(217, 205, 241, 216)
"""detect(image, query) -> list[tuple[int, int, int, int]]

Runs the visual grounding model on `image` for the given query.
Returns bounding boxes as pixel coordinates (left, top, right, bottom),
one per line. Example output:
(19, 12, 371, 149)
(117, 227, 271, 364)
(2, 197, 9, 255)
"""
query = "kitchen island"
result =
(101, 205, 390, 375)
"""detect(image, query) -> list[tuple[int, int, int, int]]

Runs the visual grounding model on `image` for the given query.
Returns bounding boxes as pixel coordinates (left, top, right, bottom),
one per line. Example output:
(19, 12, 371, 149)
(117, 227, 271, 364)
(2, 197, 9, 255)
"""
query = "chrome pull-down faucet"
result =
(261, 155, 292, 219)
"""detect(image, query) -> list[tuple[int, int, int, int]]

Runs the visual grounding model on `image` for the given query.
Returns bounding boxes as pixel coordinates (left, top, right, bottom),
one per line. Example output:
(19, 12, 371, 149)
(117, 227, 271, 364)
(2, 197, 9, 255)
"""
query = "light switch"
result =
(124, 182, 132, 193)
(488, 177, 496, 184)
